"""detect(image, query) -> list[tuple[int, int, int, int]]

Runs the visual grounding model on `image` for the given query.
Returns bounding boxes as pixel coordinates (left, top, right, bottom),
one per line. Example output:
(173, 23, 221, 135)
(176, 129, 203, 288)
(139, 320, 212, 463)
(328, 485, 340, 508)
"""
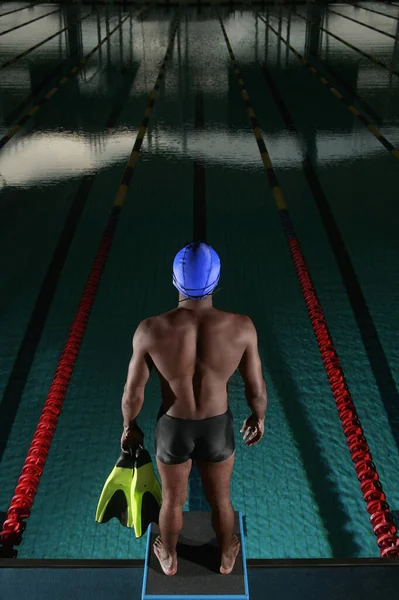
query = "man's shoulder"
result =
(147, 308, 250, 320)
(216, 309, 251, 322)
(141, 309, 251, 330)
(139, 311, 174, 332)
(153, 307, 245, 324)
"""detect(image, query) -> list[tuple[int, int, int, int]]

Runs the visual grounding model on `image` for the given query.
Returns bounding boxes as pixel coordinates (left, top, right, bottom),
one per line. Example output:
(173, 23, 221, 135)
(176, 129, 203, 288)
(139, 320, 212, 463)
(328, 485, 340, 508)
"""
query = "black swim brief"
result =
(154, 407, 235, 465)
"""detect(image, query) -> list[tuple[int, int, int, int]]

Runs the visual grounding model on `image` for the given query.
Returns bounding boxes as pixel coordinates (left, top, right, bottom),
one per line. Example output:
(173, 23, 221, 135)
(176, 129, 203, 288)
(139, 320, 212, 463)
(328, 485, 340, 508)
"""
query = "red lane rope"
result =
(216, 5, 399, 559)
(0, 210, 118, 557)
(286, 235, 399, 558)
(0, 7, 179, 558)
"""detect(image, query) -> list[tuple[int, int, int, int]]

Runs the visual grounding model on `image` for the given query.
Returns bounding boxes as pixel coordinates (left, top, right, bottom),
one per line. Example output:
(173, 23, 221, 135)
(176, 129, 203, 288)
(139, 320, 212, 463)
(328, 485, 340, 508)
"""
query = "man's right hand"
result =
(240, 414, 265, 446)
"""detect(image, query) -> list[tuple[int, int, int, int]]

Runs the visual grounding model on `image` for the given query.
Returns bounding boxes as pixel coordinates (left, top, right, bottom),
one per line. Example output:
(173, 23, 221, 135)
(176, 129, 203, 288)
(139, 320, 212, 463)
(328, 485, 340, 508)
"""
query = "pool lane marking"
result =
(0, 10, 93, 70)
(0, 62, 142, 464)
(215, 6, 399, 554)
(0, 6, 61, 37)
(328, 6, 398, 40)
(261, 60, 399, 455)
(0, 13, 180, 552)
(194, 89, 206, 243)
(292, 8, 399, 79)
(190, 37, 208, 510)
(0, 14, 131, 151)
(258, 14, 399, 162)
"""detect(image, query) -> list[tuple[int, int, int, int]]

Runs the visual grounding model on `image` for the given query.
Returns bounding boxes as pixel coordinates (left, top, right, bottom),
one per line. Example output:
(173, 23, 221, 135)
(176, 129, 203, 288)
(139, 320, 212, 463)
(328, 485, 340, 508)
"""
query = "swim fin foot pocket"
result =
(95, 445, 162, 538)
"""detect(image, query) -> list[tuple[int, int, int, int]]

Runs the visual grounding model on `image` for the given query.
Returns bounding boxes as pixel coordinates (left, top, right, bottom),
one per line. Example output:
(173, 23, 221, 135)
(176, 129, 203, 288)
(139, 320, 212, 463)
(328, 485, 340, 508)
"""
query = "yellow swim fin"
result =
(131, 446, 162, 538)
(95, 450, 135, 528)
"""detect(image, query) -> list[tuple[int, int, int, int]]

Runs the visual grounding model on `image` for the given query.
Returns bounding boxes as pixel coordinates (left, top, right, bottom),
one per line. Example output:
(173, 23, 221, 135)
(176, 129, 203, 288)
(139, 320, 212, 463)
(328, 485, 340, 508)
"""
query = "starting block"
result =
(142, 511, 249, 600)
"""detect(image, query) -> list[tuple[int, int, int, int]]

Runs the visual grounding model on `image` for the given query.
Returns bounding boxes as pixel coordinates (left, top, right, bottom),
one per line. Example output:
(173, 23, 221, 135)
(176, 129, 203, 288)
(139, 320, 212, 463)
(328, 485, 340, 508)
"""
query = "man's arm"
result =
(238, 316, 267, 420)
(121, 319, 153, 429)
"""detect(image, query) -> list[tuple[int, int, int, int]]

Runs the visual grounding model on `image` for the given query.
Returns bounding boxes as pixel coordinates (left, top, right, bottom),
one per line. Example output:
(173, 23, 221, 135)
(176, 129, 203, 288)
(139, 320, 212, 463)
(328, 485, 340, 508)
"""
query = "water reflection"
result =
(1, 4, 399, 189)
(0, 125, 392, 189)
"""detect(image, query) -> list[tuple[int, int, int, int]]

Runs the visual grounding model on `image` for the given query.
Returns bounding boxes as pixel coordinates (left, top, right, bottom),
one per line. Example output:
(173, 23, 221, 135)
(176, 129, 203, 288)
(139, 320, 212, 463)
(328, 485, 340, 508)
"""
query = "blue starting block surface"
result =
(142, 511, 249, 600)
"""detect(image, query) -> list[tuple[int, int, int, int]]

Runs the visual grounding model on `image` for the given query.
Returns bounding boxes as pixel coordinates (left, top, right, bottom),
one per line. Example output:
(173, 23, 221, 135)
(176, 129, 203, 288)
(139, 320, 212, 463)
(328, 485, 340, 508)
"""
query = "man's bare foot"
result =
(153, 536, 177, 576)
(220, 535, 240, 575)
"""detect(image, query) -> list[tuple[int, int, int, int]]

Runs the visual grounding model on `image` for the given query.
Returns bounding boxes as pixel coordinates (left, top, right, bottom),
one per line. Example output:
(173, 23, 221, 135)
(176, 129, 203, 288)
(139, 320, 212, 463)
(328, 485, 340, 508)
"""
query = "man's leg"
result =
(196, 453, 240, 574)
(154, 458, 192, 575)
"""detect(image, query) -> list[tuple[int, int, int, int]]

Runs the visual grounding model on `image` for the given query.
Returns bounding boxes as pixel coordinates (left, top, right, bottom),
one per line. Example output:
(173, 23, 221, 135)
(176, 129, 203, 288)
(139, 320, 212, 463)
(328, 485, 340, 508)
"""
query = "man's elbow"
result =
(122, 386, 144, 406)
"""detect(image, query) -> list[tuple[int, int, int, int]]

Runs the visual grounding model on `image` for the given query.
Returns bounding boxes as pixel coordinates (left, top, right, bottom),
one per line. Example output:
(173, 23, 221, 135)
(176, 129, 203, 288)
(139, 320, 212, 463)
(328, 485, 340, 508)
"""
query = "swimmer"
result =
(121, 242, 267, 575)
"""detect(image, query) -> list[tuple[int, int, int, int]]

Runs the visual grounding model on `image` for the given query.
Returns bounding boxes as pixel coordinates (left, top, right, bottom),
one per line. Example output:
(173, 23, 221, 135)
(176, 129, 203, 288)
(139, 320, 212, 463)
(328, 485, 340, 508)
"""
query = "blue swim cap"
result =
(172, 242, 221, 300)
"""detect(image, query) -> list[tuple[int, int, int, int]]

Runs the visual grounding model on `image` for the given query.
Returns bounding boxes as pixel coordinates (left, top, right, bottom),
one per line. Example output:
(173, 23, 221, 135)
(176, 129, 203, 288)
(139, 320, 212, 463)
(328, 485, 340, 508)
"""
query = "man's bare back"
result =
(146, 306, 249, 420)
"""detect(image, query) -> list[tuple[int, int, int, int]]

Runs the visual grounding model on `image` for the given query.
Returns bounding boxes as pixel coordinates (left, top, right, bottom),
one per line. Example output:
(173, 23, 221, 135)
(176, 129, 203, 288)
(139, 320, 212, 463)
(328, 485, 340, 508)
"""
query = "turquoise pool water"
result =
(0, 1, 398, 560)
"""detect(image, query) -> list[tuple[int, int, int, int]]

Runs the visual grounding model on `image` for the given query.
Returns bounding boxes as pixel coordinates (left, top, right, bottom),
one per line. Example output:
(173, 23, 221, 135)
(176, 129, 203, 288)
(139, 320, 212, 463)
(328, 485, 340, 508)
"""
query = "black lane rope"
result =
(291, 9, 384, 125)
(292, 7, 399, 79)
(0, 6, 61, 37)
(307, 56, 383, 126)
(0, 10, 180, 560)
(259, 14, 399, 161)
(344, 1, 399, 22)
(216, 6, 399, 558)
(4, 48, 81, 124)
(3, 6, 105, 124)
(0, 9, 93, 70)
(0, 1, 41, 18)
(0, 14, 131, 152)
(328, 6, 398, 40)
